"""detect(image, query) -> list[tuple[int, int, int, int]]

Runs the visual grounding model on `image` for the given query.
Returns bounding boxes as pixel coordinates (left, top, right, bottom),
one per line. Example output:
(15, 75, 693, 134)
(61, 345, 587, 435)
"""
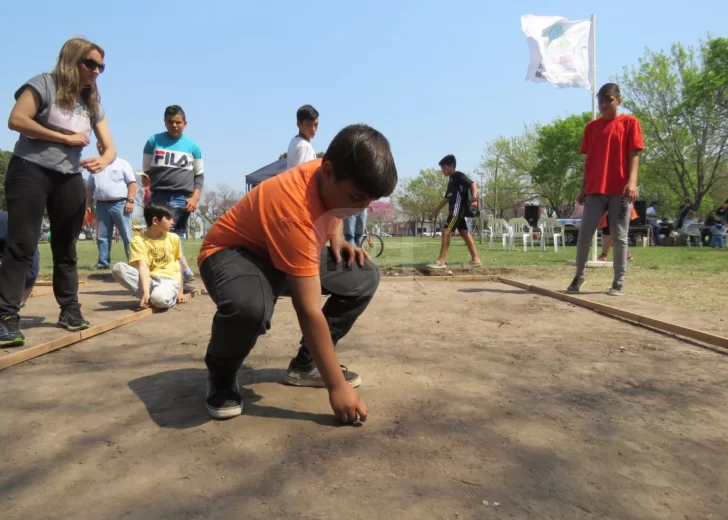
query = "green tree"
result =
(393, 168, 447, 235)
(0, 149, 12, 210)
(532, 113, 591, 217)
(478, 131, 534, 218)
(617, 37, 728, 213)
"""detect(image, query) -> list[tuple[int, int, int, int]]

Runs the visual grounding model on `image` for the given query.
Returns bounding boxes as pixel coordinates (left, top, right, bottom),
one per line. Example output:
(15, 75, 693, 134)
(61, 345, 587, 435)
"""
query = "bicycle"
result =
(361, 227, 384, 258)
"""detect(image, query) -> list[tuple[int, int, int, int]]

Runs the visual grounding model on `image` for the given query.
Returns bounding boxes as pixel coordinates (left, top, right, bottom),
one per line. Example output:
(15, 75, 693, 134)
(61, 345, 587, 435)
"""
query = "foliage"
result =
(198, 184, 244, 225)
(617, 37, 728, 213)
(478, 131, 535, 218)
(0, 150, 12, 211)
(392, 168, 447, 235)
(532, 113, 591, 217)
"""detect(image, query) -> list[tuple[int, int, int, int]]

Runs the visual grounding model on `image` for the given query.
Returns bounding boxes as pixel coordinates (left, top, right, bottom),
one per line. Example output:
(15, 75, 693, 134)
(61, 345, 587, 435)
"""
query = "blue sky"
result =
(1, 1, 725, 190)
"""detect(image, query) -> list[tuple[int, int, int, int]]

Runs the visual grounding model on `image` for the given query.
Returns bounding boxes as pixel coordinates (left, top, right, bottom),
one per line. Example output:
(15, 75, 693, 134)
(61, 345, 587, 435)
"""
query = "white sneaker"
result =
(426, 262, 447, 269)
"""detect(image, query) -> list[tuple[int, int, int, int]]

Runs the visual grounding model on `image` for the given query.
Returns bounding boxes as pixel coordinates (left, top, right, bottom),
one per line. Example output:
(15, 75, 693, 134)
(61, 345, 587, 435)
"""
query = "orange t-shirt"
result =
(580, 114, 644, 195)
(198, 159, 338, 277)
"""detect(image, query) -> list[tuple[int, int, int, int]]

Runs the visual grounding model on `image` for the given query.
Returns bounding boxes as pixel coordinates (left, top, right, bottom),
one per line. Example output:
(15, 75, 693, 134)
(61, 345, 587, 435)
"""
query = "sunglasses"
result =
(81, 58, 105, 73)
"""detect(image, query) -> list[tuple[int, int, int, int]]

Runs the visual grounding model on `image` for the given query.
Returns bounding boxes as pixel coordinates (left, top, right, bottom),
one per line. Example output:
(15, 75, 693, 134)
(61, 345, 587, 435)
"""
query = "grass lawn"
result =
(39, 236, 727, 312)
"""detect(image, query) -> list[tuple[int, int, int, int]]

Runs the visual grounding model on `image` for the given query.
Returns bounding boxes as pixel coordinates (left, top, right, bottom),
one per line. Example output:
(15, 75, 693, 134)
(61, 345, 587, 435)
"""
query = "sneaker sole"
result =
(426, 265, 447, 270)
(57, 323, 90, 332)
(607, 292, 624, 297)
(283, 373, 362, 389)
(206, 403, 243, 420)
(0, 338, 25, 347)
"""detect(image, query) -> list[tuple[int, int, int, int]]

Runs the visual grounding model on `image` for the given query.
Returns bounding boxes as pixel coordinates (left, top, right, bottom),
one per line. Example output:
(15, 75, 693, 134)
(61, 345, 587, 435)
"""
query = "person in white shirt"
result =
(86, 142, 137, 269)
(286, 105, 319, 169)
(645, 200, 659, 245)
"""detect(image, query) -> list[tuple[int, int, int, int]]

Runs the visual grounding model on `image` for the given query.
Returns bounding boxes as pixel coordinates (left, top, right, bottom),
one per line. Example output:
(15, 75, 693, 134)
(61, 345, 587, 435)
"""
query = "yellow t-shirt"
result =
(129, 232, 181, 281)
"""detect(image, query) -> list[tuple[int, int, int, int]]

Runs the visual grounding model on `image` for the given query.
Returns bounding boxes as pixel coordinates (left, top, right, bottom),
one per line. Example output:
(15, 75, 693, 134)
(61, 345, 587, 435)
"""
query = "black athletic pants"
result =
(0, 156, 86, 315)
(200, 246, 380, 376)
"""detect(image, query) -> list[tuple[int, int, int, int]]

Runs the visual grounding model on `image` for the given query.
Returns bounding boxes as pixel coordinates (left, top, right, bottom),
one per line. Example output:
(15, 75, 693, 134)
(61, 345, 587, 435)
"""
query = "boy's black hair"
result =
(296, 105, 319, 123)
(598, 83, 621, 99)
(144, 201, 174, 227)
(164, 105, 186, 121)
(323, 124, 398, 199)
(439, 155, 456, 168)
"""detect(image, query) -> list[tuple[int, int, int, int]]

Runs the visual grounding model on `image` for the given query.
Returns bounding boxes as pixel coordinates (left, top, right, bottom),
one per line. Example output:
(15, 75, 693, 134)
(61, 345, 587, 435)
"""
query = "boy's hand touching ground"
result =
(139, 293, 150, 309)
(329, 384, 368, 424)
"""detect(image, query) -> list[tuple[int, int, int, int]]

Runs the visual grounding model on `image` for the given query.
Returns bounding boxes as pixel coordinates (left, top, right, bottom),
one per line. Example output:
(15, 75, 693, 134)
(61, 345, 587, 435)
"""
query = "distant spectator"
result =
(676, 198, 693, 229)
(715, 199, 728, 224)
(645, 200, 659, 245)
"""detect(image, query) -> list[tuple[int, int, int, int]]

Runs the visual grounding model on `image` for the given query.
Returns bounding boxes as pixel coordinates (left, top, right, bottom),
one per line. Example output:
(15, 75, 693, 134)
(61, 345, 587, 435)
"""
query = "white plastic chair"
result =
(683, 222, 702, 247)
(538, 218, 565, 252)
(508, 218, 533, 252)
(487, 219, 511, 250)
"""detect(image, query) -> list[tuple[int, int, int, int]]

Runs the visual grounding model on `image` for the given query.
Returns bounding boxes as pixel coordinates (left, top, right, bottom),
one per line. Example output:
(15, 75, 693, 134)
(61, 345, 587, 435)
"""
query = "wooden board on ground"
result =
(0, 285, 205, 371)
(498, 277, 728, 351)
(35, 280, 87, 287)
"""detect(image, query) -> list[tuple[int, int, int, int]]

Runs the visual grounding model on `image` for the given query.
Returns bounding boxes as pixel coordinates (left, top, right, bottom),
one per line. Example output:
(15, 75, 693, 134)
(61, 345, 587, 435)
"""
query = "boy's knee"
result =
(111, 262, 127, 281)
(149, 290, 176, 309)
(219, 293, 269, 333)
(356, 259, 381, 296)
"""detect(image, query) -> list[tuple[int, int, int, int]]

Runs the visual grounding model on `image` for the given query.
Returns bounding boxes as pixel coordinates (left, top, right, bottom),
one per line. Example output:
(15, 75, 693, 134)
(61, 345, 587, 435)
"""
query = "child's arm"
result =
(623, 150, 640, 203)
(287, 274, 368, 424)
(429, 198, 448, 221)
(470, 182, 478, 209)
(136, 260, 151, 309)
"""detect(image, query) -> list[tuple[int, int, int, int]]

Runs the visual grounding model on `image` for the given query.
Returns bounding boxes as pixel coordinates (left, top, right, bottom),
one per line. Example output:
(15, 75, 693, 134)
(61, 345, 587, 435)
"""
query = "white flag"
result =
(521, 15, 593, 89)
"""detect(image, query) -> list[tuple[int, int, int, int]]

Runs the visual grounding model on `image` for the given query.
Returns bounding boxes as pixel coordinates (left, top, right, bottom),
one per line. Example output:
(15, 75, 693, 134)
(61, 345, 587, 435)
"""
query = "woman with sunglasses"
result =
(0, 37, 116, 347)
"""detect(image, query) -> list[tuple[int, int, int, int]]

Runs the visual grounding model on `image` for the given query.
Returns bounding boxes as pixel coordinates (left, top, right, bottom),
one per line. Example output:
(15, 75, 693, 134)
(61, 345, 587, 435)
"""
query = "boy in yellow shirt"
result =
(112, 202, 191, 309)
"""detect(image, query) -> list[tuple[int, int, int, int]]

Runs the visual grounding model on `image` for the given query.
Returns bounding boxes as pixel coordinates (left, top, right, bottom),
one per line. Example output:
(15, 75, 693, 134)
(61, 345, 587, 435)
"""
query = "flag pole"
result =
(589, 13, 599, 263)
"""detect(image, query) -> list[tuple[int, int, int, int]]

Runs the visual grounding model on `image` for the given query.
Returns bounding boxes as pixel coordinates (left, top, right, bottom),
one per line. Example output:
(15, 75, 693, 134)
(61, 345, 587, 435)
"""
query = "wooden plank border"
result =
(36, 280, 87, 287)
(0, 289, 206, 371)
(498, 277, 728, 351)
(381, 275, 502, 283)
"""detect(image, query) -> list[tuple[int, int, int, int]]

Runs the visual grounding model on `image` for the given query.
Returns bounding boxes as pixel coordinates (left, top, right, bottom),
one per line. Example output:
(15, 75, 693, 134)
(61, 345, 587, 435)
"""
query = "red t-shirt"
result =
(580, 114, 644, 195)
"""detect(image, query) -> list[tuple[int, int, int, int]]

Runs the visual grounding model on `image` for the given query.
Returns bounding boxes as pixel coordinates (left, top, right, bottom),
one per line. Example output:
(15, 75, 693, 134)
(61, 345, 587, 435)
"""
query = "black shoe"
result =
(284, 358, 362, 388)
(566, 276, 585, 294)
(0, 314, 25, 347)
(206, 373, 242, 419)
(57, 309, 90, 331)
(607, 282, 625, 296)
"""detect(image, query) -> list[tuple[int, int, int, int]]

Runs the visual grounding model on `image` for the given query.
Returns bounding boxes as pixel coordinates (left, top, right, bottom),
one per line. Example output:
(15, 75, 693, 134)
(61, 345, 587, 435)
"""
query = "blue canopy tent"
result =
(245, 158, 288, 191)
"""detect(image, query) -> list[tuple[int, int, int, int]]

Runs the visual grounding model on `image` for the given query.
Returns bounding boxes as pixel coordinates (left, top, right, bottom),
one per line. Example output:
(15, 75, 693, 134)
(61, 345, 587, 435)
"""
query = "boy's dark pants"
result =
(200, 246, 381, 377)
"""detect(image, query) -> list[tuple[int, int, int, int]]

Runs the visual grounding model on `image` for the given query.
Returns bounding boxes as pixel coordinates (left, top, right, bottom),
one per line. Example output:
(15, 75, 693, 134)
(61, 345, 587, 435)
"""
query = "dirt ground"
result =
(1, 280, 727, 520)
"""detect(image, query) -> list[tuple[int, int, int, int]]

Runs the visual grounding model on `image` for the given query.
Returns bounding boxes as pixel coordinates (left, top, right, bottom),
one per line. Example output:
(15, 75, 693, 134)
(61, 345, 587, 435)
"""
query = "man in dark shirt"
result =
(0, 212, 39, 309)
(427, 155, 482, 269)
(715, 199, 728, 224)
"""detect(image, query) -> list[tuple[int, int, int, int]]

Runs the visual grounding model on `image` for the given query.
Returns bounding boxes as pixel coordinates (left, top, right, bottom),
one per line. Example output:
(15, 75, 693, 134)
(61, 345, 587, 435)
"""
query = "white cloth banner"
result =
(521, 15, 593, 89)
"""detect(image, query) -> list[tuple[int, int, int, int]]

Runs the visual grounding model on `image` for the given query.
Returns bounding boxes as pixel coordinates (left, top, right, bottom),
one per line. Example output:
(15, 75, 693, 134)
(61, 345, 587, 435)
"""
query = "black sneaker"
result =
(0, 314, 25, 347)
(607, 282, 625, 296)
(566, 276, 585, 294)
(206, 373, 242, 419)
(57, 309, 90, 331)
(284, 358, 362, 388)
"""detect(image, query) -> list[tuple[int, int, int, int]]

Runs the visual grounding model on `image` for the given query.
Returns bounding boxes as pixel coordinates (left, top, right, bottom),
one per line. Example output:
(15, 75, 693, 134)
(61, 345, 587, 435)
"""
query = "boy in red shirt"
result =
(198, 124, 397, 422)
(567, 83, 644, 296)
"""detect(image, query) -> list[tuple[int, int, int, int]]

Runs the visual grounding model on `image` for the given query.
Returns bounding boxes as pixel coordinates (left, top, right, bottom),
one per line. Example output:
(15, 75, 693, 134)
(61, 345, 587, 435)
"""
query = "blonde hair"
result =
(50, 37, 104, 119)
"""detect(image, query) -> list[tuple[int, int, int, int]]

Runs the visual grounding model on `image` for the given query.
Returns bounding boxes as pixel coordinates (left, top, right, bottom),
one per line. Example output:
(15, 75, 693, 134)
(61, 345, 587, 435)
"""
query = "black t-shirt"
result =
(445, 171, 474, 217)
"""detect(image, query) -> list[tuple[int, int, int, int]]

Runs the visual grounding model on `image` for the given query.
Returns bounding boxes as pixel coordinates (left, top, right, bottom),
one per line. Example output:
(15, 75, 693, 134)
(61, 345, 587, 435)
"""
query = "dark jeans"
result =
(200, 246, 381, 376)
(0, 156, 86, 315)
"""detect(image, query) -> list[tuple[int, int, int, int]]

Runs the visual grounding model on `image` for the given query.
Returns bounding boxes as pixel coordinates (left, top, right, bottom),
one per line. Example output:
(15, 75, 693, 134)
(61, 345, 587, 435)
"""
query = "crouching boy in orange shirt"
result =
(198, 124, 398, 422)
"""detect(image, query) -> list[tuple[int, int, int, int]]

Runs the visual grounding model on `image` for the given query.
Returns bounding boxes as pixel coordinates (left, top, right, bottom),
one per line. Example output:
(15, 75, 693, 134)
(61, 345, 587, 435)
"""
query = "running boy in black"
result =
(427, 155, 482, 269)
